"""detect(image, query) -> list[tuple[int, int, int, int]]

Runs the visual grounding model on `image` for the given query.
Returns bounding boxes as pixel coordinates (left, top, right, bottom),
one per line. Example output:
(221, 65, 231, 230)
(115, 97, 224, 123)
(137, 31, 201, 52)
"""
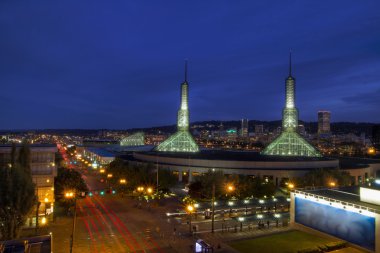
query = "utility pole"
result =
(211, 183, 215, 233)
(35, 201, 40, 235)
(70, 198, 77, 253)
(156, 155, 159, 195)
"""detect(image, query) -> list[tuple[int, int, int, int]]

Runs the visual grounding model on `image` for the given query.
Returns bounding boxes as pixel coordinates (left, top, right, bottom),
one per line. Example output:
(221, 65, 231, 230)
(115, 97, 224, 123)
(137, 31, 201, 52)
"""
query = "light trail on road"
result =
(91, 195, 138, 252)
(84, 197, 126, 252)
(77, 201, 99, 253)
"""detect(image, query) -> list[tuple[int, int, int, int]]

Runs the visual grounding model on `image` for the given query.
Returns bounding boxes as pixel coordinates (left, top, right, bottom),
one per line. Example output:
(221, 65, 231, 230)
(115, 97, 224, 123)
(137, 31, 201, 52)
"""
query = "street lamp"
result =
(119, 179, 126, 184)
(186, 204, 195, 233)
(41, 217, 47, 225)
(137, 186, 144, 208)
(227, 184, 235, 193)
(107, 174, 113, 192)
(65, 191, 77, 253)
(288, 183, 295, 190)
(147, 187, 153, 195)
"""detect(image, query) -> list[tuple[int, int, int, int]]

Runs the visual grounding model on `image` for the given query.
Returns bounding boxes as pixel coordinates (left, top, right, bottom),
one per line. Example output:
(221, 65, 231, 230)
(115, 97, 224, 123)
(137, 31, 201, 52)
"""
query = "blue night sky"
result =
(1, 1, 379, 129)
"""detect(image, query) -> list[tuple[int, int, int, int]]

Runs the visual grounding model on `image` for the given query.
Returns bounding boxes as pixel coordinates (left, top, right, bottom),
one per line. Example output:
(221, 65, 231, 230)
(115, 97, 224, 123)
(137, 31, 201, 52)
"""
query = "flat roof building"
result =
(290, 186, 380, 252)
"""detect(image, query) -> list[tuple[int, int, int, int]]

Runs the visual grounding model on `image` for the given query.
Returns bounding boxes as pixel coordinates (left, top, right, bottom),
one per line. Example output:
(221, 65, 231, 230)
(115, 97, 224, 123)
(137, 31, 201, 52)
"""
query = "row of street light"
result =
(185, 183, 236, 233)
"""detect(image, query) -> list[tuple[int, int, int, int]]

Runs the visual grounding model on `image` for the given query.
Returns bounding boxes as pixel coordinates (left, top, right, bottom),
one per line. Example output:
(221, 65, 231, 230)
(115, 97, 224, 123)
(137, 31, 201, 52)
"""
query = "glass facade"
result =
(156, 70, 199, 152)
(263, 131, 321, 157)
(262, 57, 321, 157)
(120, 132, 145, 146)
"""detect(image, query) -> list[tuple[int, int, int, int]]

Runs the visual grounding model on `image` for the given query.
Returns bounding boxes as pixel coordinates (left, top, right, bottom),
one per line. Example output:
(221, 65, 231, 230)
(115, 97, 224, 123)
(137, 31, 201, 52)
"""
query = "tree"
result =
(107, 159, 177, 193)
(18, 141, 31, 174)
(157, 168, 177, 192)
(55, 167, 88, 200)
(188, 172, 276, 200)
(0, 143, 36, 240)
(299, 168, 353, 188)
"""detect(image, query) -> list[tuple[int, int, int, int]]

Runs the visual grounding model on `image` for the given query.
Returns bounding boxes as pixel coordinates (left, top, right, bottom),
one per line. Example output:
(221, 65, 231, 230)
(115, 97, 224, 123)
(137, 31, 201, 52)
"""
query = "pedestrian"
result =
(267, 220, 270, 228)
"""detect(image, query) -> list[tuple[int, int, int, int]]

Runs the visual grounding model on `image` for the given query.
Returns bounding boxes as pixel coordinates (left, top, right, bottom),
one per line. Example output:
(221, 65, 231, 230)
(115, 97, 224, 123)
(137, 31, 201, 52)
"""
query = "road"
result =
(49, 148, 290, 253)
(52, 170, 187, 253)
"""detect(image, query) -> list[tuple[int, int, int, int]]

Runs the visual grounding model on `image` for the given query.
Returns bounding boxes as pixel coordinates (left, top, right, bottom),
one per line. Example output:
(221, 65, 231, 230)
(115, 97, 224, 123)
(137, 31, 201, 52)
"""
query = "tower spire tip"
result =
(289, 49, 292, 77)
(184, 59, 188, 82)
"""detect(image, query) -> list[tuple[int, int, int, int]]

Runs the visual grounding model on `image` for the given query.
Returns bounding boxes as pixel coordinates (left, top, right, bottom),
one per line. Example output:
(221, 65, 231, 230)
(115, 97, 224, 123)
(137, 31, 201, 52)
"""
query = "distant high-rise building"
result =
(254, 124, 264, 135)
(226, 128, 238, 139)
(240, 119, 249, 137)
(318, 111, 331, 134)
(298, 124, 306, 136)
(155, 61, 199, 152)
(262, 52, 321, 157)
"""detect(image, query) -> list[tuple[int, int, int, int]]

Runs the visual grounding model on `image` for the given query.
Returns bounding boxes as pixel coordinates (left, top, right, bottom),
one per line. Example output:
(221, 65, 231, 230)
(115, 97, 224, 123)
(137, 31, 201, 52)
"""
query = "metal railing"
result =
(293, 189, 380, 215)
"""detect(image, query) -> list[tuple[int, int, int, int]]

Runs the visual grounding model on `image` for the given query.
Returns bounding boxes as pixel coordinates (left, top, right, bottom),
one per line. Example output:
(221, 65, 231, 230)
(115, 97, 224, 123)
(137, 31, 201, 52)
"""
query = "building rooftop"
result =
(141, 149, 334, 162)
(86, 147, 115, 158)
(297, 186, 380, 213)
(339, 157, 380, 169)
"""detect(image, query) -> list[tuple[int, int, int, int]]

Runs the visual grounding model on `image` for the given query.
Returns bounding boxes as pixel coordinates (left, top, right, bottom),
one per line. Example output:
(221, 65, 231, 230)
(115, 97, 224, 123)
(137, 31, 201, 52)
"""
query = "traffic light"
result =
(100, 191, 105, 196)
(88, 192, 93, 197)
(112, 190, 116, 194)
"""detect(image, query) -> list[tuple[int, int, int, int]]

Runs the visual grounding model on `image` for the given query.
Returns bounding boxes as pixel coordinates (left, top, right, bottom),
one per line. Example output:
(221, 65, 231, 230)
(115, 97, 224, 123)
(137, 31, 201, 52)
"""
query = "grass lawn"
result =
(229, 230, 336, 253)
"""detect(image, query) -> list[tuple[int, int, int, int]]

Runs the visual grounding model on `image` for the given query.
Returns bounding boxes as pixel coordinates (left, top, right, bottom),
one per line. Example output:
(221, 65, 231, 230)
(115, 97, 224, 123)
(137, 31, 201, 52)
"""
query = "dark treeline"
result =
(0, 121, 378, 137)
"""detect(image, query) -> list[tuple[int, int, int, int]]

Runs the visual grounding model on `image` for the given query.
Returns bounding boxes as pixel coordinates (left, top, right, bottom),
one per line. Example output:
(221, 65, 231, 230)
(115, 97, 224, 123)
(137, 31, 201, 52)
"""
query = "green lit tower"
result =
(156, 61, 199, 152)
(262, 52, 321, 157)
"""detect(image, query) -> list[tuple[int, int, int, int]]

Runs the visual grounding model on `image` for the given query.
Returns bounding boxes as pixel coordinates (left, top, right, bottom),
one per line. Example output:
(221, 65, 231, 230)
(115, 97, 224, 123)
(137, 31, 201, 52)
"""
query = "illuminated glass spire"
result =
(262, 52, 321, 157)
(156, 61, 199, 152)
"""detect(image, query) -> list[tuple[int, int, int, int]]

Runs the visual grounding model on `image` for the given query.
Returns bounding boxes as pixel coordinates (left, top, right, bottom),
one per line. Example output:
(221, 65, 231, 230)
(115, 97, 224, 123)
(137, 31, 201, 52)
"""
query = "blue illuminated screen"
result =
(295, 197, 375, 251)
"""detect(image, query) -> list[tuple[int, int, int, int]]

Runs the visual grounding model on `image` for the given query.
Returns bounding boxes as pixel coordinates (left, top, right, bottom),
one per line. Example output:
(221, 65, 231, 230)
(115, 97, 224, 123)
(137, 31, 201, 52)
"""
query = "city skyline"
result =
(1, 1, 380, 129)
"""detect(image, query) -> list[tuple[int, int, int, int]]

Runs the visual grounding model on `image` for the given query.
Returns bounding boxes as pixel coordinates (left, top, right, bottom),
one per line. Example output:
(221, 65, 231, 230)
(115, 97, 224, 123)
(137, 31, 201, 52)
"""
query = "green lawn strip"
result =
(229, 230, 335, 253)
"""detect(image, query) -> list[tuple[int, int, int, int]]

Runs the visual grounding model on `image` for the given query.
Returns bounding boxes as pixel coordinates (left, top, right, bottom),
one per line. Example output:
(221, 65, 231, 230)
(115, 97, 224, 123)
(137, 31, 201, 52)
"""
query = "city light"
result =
(288, 183, 295, 189)
(65, 191, 74, 198)
(147, 187, 153, 194)
(368, 147, 375, 154)
(227, 184, 235, 192)
(41, 217, 47, 225)
(186, 205, 194, 213)
(107, 173, 113, 178)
